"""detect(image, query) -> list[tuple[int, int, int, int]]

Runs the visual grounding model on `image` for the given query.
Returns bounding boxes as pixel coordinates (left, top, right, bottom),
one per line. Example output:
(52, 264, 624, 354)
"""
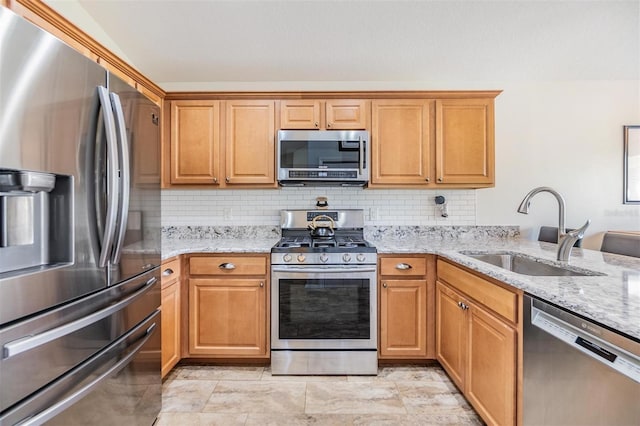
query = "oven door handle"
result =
(272, 266, 377, 273)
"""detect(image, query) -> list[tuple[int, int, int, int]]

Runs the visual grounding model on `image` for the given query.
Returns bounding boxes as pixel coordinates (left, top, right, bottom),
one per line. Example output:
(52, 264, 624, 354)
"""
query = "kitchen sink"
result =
(460, 252, 604, 277)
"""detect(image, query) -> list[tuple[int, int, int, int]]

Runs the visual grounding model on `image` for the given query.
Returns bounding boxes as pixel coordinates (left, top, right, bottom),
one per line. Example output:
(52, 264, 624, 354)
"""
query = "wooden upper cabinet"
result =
(371, 100, 433, 186)
(280, 100, 369, 130)
(280, 100, 321, 129)
(133, 100, 161, 186)
(170, 100, 221, 185)
(325, 100, 369, 129)
(435, 99, 494, 185)
(225, 100, 276, 186)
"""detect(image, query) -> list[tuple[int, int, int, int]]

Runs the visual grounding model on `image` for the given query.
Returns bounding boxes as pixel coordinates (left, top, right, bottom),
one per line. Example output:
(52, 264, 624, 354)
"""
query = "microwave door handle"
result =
(97, 86, 120, 268)
(359, 135, 364, 177)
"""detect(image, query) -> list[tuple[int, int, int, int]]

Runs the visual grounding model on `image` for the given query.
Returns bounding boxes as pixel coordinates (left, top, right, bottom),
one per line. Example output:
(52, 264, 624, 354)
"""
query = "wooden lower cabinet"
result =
(187, 254, 269, 358)
(378, 255, 435, 359)
(435, 283, 466, 388)
(467, 301, 516, 426)
(436, 259, 519, 426)
(379, 279, 427, 358)
(161, 257, 182, 378)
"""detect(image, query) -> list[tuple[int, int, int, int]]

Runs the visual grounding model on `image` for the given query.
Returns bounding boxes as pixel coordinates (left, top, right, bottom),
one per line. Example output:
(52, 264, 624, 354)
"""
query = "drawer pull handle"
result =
(395, 263, 412, 270)
(219, 263, 236, 270)
(162, 268, 174, 276)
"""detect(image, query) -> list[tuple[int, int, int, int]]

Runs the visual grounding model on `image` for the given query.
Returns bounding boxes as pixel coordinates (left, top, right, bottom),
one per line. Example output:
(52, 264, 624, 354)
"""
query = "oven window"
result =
(278, 279, 370, 339)
(280, 140, 365, 169)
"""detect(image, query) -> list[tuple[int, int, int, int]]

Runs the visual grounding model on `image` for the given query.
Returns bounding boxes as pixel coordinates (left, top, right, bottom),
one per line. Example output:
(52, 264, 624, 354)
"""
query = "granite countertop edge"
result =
(162, 236, 640, 342)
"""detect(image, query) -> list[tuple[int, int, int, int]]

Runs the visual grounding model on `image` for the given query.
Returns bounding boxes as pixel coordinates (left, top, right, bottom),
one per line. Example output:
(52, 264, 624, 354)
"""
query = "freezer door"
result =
(107, 75, 161, 285)
(0, 7, 109, 325)
(0, 268, 159, 413)
(0, 310, 161, 426)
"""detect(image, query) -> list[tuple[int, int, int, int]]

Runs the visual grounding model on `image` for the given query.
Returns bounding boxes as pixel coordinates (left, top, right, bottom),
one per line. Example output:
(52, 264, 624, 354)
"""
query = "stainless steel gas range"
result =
(270, 209, 378, 375)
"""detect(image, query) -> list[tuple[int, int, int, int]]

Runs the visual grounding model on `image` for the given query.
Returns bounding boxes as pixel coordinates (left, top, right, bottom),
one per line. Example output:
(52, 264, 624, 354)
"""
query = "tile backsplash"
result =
(161, 187, 476, 226)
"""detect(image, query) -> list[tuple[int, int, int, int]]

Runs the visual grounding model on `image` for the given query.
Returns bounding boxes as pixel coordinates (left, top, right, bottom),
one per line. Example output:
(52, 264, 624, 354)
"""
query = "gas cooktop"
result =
(271, 209, 377, 264)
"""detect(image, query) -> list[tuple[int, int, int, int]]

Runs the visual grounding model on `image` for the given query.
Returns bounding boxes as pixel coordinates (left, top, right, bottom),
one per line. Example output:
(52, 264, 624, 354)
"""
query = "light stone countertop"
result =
(162, 237, 280, 259)
(162, 232, 640, 343)
(374, 237, 640, 342)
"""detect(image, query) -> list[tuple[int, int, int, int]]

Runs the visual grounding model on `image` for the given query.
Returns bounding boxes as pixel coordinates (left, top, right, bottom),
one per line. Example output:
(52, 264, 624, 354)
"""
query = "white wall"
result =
(478, 80, 640, 249)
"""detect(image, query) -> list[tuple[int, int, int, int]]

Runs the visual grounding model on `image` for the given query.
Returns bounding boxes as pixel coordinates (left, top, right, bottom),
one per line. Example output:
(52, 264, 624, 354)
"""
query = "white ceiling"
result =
(46, 1, 639, 90)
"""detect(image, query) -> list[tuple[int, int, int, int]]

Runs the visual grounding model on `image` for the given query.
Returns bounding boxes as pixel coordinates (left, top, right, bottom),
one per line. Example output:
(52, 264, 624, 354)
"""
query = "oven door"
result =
(271, 265, 377, 350)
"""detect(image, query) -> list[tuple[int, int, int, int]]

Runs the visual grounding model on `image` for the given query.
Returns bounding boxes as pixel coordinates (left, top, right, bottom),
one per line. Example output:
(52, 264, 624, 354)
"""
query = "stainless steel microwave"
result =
(277, 130, 370, 186)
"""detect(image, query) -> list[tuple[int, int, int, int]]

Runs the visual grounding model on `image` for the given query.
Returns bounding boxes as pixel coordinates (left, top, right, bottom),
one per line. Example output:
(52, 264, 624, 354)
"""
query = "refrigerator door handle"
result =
(3, 276, 157, 359)
(109, 92, 131, 264)
(97, 86, 120, 268)
(11, 316, 158, 426)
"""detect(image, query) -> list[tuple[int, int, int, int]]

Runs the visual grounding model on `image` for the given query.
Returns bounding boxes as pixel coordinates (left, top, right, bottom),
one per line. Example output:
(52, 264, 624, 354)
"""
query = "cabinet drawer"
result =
(437, 259, 517, 323)
(380, 256, 427, 276)
(161, 258, 181, 288)
(190, 256, 267, 276)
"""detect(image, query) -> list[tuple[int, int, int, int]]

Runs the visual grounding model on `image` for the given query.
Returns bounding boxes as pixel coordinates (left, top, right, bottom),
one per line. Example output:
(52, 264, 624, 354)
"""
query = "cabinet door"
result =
(379, 279, 427, 358)
(466, 303, 517, 426)
(435, 99, 494, 185)
(435, 282, 466, 390)
(133, 100, 161, 186)
(225, 100, 276, 185)
(326, 100, 369, 129)
(371, 100, 432, 185)
(170, 100, 221, 185)
(189, 278, 267, 357)
(161, 279, 180, 378)
(280, 100, 321, 129)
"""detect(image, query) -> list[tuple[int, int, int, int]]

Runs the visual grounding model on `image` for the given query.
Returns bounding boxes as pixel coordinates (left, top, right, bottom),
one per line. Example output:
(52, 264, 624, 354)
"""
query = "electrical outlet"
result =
(369, 207, 379, 221)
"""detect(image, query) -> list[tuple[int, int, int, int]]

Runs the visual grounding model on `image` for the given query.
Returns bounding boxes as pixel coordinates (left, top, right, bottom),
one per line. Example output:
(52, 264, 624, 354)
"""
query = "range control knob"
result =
(297, 254, 306, 263)
(320, 253, 329, 263)
(356, 254, 366, 263)
(342, 254, 352, 262)
(283, 254, 292, 263)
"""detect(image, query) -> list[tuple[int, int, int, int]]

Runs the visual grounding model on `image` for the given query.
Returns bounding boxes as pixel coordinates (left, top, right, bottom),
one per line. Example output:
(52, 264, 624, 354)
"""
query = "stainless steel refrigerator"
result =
(0, 6, 161, 425)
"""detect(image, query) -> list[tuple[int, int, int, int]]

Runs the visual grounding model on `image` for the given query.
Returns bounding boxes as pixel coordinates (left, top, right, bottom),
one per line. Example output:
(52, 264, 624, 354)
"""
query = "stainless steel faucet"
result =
(517, 186, 590, 262)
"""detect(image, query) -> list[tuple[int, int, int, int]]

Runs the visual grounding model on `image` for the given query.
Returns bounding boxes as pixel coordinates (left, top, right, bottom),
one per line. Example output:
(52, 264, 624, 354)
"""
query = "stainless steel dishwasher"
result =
(523, 295, 640, 425)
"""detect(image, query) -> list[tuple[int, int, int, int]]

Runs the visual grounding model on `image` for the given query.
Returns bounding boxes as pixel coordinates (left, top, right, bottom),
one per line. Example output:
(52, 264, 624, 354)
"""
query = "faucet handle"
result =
(567, 220, 590, 239)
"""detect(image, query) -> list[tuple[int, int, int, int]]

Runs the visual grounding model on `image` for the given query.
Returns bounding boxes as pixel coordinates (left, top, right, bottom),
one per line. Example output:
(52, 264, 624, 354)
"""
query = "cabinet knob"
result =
(213, 177, 218, 183)
(259, 281, 264, 287)
(315, 122, 319, 128)
(437, 177, 443, 182)
(382, 282, 387, 288)
(395, 263, 412, 270)
(219, 262, 236, 270)
(425, 177, 430, 182)
(327, 123, 332, 128)
(162, 268, 174, 276)
(225, 177, 230, 183)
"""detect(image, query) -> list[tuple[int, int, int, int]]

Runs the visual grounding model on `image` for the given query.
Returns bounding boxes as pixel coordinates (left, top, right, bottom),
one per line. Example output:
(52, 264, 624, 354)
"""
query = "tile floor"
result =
(158, 364, 482, 425)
